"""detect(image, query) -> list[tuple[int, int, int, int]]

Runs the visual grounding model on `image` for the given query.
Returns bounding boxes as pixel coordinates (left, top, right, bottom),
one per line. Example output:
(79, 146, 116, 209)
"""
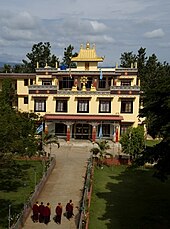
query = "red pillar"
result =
(92, 126, 96, 142)
(66, 125, 70, 142)
(116, 127, 119, 143)
(44, 124, 48, 134)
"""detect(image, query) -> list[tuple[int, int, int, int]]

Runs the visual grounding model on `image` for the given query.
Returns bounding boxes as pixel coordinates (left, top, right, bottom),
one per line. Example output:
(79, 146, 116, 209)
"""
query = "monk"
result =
(55, 203, 63, 224)
(44, 202, 51, 224)
(32, 201, 39, 223)
(66, 200, 74, 220)
(38, 202, 45, 223)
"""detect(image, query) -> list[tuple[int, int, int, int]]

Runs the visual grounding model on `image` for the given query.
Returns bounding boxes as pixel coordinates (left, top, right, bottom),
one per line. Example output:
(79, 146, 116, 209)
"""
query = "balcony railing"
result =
(110, 85, 140, 91)
(28, 85, 57, 90)
(57, 90, 111, 95)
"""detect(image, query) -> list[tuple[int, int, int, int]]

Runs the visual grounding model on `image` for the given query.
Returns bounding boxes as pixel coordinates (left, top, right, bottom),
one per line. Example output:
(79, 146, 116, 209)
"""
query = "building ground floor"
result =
(44, 114, 135, 142)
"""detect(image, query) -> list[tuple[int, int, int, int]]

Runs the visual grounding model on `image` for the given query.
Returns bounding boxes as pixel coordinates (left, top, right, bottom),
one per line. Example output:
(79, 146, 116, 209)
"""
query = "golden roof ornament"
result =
(80, 76, 88, 91)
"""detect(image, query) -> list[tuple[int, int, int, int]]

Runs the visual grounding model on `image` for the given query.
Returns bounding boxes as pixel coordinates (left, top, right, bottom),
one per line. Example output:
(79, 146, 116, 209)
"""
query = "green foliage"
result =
(42, 132, 60, 148)
(120, 51, 137, 68)
(22, 42, 59, 72)
(0, 79, 37, 159)
(0, 160, 44, 229)
(1, 64, 12, 73)
(120, 126, 145, 158)
(61, 44, 78, 68)
(90, 140, 111, 166)
(120, 48, 170, 179)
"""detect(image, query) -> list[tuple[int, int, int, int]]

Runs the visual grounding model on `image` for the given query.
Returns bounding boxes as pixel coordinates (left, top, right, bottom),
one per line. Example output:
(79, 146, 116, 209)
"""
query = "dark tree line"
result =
(0, 42, 77, 73)
(0, 79, 38, 162)
(120, 48, 170, 180)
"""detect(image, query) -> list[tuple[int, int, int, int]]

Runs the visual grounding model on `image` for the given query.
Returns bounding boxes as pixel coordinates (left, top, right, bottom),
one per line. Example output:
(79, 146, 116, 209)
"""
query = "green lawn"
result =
(0, 159, 44, 229)
(146, 139, 161, 147)
(89, 165, 170, 229)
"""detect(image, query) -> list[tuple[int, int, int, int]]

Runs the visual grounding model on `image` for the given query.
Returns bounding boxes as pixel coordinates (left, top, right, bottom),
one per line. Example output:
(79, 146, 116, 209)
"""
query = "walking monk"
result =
(38, 202, 45, 223)
(55, 203, 63, 224)
(44, 202, 51, 225)
(32, 201, 39, 223)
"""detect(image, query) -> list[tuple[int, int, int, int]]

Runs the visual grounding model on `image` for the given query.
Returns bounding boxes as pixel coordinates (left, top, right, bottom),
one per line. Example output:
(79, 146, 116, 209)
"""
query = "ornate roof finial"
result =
(86, 42, 90, 49)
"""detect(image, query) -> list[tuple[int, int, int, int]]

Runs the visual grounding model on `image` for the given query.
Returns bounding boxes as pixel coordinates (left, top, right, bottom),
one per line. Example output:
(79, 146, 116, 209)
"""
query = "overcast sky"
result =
(0, 0, 170, 66)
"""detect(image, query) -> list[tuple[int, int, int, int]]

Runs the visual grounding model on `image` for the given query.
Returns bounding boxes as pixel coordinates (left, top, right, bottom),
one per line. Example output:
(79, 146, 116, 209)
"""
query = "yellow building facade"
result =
(0, 42, 140, 142)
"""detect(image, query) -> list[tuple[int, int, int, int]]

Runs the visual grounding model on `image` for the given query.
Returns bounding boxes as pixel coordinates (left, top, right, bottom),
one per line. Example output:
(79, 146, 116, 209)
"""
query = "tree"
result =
(137, 62, 170, 180)
(22, 42, 59, 72)
(0, 79, 37, 159)
(90, 140, 111, 167)
(120, 51, 137, 68)
(119, 126, 145, 159)
(42, 132, 60, 157)
(61, 44, 78, 68)
(1, 64, 12, 73)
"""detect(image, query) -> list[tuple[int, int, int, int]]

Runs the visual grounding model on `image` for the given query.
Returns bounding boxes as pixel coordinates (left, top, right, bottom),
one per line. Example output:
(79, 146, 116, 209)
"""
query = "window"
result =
(77, 100, 89, 113)
(99, 100, 111, 113)
(99, 77, 106, 88)
(121, 80, 131, 86)
(56, 100, 67, 112)
(85, 62, 89, 70)
(59, 77, 74, 89)
(30, 79, 33, 85)
(121, 100, 133, 113)
(86, 77, 92, 89)
(108, 77, 112, 87)
(42, 80, 52, 85)
(98, 124, 110, 137)
(24, 96, 28, 104)
(121, 124, 132, 135)
(34, 99, 46, 112)
(24, 79, 28, 86)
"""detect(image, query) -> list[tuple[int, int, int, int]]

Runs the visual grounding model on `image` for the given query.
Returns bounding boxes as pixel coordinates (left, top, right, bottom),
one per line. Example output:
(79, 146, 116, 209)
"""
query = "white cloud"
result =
(0, 0, 170, 65)
(90, 21, 108, 33)
(144, 29, 165, 38)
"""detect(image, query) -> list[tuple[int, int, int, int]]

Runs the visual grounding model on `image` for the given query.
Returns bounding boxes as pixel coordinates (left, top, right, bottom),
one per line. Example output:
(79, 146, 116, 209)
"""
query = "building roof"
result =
(71, 42, 104, 62)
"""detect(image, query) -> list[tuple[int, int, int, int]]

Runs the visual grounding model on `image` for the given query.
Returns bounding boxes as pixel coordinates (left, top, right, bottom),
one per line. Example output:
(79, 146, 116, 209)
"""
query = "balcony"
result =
(29, 85, 57, 95)
(57, 90, 111, 95)
(110, 85, 140, 95)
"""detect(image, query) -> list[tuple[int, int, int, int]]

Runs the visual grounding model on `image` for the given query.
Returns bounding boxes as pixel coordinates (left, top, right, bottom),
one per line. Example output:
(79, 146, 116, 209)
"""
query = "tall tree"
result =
(62, 44, 78, 68)
(1, 64, 12, 73)
(0, 79, 37, 159)
(22, 42, 59, 72)
(138, 63, 170, 180)
(120, 51, 137, 68)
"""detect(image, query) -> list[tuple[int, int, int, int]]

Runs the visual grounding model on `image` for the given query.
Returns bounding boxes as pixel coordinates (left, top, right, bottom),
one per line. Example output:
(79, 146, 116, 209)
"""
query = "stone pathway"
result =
(23, 141, 92, 229)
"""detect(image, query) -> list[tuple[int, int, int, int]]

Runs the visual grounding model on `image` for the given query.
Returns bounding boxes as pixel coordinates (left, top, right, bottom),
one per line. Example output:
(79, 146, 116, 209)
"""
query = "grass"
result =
(146, 139, 161, 147)
(89, 165, 170, 229)
(0, 159, 44, 229)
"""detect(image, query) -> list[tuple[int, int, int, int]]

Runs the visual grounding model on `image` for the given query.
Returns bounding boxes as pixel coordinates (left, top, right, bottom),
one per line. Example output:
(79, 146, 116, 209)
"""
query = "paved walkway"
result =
(23, 140, 92, 229)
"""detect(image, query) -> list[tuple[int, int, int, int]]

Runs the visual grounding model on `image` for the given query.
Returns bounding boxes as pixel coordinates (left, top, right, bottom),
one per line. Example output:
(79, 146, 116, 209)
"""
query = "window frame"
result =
(34, 99, 46, 112)
(99, 100, 111, 113)
(42, 80, 52, 85)
(98, 77, 106, 88)
(56, 100, 68, 112)
(77, 100, 89, 113)
(24, 96, 28, 104)
(120, 80, 131, 86)
(24, 79, 28, 86)
(120, 100, 133, 113)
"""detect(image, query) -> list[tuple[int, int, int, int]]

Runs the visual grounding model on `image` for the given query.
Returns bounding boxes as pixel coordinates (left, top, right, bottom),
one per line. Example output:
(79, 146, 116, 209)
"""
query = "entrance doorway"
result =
(55, 123, 67, 137)
(74, 124, 91, 139)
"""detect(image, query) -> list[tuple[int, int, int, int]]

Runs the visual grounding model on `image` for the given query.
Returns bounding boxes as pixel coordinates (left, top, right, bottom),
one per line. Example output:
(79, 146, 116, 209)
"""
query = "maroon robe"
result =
(32, 203, 39, 222)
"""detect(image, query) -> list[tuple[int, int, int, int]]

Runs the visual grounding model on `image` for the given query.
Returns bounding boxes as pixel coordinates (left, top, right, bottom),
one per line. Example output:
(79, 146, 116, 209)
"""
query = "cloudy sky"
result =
(0, 0, 170, 66)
